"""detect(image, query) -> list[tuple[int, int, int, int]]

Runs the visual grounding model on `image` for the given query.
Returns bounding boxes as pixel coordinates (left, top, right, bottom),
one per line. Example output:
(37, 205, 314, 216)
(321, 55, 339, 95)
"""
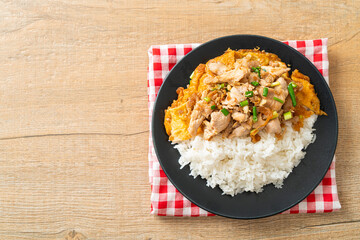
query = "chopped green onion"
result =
(253, 106, 258, 122)
(204, 97, 211, 102)
(211, 88, 216, 91)
(259, 99, 266, 106)
(273, 97, 284, 104)
(251, 67, 258, 72)
(251, 81, 259, 86)
(272, 111, 279, 119)
(221, 108, 229, 116)
(219, 83, 225, 89)
(288, 83, 297, 107)
(291, 82, 297, 88)
(284, 111, 293, 120)
(245, 91, 254, 98)
(190, 71, 194, 79)
(211, 105, 216, 110)
(262, 87, 268, 97)
(189, 80, 191, 84)
(250, 129, 259, 135)
(262, 68, 267, 72)
(251, 66, 261, 78)
(240, 100, 249, 107)
(270, 81, 280, 87)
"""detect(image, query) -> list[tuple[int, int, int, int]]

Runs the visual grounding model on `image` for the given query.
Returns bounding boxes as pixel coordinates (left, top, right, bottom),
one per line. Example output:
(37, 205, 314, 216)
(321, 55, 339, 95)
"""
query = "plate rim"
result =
(151, 34, 338, 219)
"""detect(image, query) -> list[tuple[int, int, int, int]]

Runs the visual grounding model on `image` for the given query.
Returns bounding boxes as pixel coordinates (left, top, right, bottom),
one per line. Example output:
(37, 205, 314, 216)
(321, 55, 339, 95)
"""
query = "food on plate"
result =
(164, 49, 326, 195)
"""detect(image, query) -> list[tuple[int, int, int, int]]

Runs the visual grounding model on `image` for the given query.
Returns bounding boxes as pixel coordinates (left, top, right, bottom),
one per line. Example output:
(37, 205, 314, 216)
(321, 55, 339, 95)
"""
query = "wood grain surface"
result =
(0, 0, 359, 239)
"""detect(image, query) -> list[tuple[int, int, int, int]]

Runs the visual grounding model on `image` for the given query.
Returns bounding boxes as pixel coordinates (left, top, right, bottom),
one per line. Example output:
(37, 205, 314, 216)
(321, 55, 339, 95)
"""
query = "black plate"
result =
(151, 35, 338, 219)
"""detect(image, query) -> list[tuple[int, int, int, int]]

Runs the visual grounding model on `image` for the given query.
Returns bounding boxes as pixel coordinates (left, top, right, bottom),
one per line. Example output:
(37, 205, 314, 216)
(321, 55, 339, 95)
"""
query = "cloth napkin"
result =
(147, 39, 341, 216)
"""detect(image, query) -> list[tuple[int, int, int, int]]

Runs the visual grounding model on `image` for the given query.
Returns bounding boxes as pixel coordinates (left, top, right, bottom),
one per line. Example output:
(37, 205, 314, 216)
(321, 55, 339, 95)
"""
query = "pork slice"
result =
(248, 72, 260, 83)
(252, 113, 267, 129)
(269, 61, 280, 67)
(270, 60, 288, 69)
(248, 60, 261, 69)
(216, 67, 250, 84)
(222, 86, 246, 107)
(273, 77, 289, 102)
(229, 123, 251, 138)
(203, 111, 231, 140)
(186, 93, 199, 112)
(261, 66, 290, 77)
(235, 54, 260, 69)
(259, 88, 283, 111)
(234, 54, 251, 68)
(277, 77, 288, 92)
(222, 119, 235, 138)
(259, 78, 288, 111)
(238, 83, 255, 94)
(223, 83, 254, 107)
(232, 111, 248, 123)
(265, 118, 281, 134)
(188, 100, 212, 137)
(260, 78, 271, 87)
(200, 89, 210, 99)
(188, 115, 204, 137)
(203, 75, 216, 84)
(208, 61, 228, 75)
(261, 72, 275, 85)
(282, 96, 293, 112)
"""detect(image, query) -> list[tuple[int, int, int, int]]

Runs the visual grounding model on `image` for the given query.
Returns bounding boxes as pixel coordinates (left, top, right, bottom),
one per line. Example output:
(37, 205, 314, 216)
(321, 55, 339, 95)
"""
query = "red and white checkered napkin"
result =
(147, 39, 341, 216)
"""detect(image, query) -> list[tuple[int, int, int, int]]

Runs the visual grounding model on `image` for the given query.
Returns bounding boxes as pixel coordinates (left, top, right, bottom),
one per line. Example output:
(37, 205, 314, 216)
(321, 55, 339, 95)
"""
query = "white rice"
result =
(174, 115, 318, 196)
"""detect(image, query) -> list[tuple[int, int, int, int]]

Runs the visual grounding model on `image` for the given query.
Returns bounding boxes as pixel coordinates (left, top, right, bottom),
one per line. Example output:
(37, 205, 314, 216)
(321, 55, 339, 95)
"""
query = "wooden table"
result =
(0, 0, 359, 239)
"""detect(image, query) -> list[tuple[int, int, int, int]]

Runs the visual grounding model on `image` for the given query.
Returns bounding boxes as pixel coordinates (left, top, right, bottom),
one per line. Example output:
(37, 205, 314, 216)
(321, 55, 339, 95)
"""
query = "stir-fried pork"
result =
(208, 61, 227, 75)
(204, 112, 231, 140)
(265, 118, 282, 134)
(261, 66, 290, 78)
(188, 100, 212, 137)
(209, 68, 250, 84)
(229, 123, 251, 138)
(259, 78, 288, 111)
(232, 111, 248, 123)
(164, 49, 326, 142)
